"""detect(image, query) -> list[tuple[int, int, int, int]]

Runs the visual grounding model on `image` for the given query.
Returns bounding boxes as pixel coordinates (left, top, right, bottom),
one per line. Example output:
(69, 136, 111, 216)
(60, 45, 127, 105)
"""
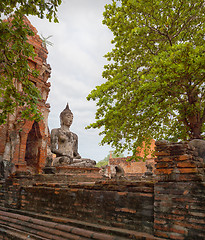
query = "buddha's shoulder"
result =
(51, 128, 61, 135)
(70, 131, 78, 138)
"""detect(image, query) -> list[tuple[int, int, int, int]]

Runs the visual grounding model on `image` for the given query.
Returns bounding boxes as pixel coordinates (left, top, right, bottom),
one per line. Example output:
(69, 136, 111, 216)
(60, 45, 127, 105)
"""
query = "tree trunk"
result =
(190, 120, 202, 139)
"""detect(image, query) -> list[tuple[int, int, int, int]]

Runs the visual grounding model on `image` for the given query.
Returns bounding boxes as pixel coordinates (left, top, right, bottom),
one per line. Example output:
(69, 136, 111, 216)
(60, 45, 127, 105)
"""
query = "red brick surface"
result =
(154, 141, 205, 239)
(109, 139, 156, 174)
(0, 17, 51, 174)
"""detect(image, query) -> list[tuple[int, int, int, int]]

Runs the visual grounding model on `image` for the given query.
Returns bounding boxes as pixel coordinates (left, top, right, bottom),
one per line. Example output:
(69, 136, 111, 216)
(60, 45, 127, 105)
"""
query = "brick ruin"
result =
(109, 139, 156, 176)
(0, 141, 204, 239)
(0, 17, 51, 175)
(0, 20, 204, 240)
(154, 141, 205, 239)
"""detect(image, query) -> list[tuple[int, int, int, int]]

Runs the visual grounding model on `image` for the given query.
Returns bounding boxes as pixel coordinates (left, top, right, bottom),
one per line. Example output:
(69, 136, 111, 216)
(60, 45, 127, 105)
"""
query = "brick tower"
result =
(0, 17, 51, 174)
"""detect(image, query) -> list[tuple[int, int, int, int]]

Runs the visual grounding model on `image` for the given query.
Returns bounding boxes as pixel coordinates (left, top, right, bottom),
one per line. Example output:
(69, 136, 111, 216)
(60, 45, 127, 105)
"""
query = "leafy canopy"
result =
(0, 0, 62, 125)
(87, 0, 205, 157)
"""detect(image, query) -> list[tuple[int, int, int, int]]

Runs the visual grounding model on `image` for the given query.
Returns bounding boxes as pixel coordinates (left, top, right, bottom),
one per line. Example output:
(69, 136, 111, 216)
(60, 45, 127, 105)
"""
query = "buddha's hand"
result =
(74, 154, 81, 159)
(51, 148, 64, 156)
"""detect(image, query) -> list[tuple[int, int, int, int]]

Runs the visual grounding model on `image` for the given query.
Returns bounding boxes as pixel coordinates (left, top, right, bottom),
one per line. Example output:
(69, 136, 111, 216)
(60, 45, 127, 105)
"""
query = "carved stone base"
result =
(55, 166, 99, 175)
(43, 167, 56, 174)
(70, 158, 96, 168)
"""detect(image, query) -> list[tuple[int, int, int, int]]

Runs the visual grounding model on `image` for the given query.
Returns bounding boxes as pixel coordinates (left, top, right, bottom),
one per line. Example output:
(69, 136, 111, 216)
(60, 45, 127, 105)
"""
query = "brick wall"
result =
(0, 173, 35, 209)
(109, 157, 155, 175)
(0, 172, 154, 235)
(20, 180, 154, 234)
(154, 140, 205, 240)
(109, 139, 156, 174)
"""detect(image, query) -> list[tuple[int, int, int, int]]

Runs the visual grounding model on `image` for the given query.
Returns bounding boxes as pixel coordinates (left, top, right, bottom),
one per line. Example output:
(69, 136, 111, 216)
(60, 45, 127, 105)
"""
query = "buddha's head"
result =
(60, 103, 73, 127)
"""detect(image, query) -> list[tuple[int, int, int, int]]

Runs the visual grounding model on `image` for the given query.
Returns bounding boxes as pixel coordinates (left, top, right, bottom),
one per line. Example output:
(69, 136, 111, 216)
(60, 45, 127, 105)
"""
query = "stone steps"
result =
(0, 225, 48, 240)
(0, 207, 163, 240)
(0, 211, 111, 240)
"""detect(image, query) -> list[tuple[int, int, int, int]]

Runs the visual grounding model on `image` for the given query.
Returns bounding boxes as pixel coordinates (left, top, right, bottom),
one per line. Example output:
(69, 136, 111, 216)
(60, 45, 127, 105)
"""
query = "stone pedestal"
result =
(43, 167, 56, 174)
(55, 166, 100, 175)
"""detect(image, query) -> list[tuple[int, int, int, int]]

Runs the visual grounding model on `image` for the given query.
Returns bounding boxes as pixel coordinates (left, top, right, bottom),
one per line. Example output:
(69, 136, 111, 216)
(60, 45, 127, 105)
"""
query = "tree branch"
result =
(171, 15, 197, 40)
(201, 106, 205, 123)
(170, 0, 184, 30)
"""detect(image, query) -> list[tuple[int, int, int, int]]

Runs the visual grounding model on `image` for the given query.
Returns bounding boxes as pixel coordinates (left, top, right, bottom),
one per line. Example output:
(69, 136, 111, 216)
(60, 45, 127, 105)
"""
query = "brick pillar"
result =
(13, 121, 34, 172)
(154, 140, 205, 240)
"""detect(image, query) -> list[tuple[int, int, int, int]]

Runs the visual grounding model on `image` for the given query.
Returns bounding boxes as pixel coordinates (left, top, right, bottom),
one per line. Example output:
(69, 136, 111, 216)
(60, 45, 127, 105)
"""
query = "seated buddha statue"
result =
(50, 104, 96, 167)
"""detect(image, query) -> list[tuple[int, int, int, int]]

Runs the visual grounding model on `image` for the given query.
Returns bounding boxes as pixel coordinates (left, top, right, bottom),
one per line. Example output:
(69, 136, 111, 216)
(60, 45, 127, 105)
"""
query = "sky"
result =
(29, 0, 115, 162)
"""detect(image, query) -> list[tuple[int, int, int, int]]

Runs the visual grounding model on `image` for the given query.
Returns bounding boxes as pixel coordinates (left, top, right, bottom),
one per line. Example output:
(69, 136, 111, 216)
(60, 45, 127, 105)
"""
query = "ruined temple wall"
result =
(1, 141, 205, 239)
(109, 157, 155, 174)
(154, 141, 205, 239)
(0, 17, 51, 174)
(0, 173, 154, 235)
(0, 171, 102, 209)
(109, 139, 156, 174)
(20, 180, 154, 234)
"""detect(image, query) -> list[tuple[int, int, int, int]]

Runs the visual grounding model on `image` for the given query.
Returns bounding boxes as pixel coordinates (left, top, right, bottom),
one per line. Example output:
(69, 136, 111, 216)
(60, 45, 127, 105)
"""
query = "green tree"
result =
(96, 152, 124, 167)
(0, 0, 62, 125)
(87, 0, 205, 157)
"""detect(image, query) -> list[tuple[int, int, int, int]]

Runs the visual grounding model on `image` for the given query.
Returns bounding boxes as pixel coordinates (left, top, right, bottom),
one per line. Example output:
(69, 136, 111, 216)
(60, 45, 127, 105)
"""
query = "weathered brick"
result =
(188, 212, 205, 218)
(115, 208, 136, 214)
(176, 162, 196, 168)
(156, 162, 174, 169)
(71, 228, 92, 238)
(155, 168, 173, 175)
(178, 154, 192, 161)
(117, 192, 127, 196)
(170, 225, 188, 235)
(155, 151, 170, 156)
(154, 230, 169, 238)
(154, 219, 167, 225)
(169, 232, 184, 240)
(92, 232, 116, 240)
(178, 168, 197, 173)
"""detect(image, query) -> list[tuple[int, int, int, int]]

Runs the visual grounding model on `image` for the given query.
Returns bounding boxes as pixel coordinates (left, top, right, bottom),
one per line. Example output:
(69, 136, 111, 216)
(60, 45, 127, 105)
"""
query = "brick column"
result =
(12, 121, 34, 172)
(154, 140, 205, 239)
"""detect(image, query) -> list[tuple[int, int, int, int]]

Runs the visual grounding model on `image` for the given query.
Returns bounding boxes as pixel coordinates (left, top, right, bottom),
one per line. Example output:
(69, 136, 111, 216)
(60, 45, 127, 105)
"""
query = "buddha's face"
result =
(61, 112, 73, 127)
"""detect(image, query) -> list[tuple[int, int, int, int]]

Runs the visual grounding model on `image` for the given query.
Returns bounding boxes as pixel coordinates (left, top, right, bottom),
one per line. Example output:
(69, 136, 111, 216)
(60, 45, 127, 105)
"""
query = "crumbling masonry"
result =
(0, 17, 51, 175)
(0, 141, 204, 239)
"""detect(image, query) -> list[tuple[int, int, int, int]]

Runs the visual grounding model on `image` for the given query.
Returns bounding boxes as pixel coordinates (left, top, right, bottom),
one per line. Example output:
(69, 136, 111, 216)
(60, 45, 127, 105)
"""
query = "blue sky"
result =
(29, 0, 115, 162)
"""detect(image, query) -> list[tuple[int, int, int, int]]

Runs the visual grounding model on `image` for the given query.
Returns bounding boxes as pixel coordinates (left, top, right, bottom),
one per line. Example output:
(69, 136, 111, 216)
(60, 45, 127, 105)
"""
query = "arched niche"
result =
(25, 121, 42, 173)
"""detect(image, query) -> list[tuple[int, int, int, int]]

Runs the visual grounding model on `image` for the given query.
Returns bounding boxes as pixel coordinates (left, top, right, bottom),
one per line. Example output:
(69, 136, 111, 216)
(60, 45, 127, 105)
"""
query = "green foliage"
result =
(0, 0, 62, 125)
(87, 0, 205, 158)
(96, 159, 108, 167)
(96, 152, 124, 167)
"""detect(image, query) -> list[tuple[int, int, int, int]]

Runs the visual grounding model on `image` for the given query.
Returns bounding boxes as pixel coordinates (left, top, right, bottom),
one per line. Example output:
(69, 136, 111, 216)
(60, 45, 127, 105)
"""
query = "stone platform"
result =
(55, 166, 100, 174)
